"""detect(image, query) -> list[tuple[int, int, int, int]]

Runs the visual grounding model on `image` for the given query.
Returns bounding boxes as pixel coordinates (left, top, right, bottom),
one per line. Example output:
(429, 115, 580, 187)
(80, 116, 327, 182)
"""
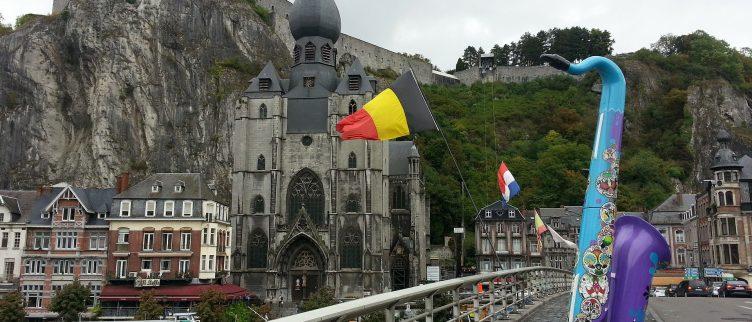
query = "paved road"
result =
(649, 297, 752, 322)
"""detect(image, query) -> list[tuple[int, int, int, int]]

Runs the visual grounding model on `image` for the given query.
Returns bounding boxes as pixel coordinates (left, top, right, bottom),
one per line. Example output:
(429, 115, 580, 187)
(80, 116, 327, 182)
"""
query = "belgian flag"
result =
(336, 70, 438, 140)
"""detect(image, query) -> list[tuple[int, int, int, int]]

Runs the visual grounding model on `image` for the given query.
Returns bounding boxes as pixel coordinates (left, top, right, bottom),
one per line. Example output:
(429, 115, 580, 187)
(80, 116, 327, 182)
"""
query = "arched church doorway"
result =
(280, 236, 326, 302)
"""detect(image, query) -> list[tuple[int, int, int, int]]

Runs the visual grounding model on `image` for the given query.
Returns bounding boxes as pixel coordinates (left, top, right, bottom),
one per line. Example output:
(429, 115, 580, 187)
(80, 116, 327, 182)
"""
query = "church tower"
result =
(231, 0, 429, 303)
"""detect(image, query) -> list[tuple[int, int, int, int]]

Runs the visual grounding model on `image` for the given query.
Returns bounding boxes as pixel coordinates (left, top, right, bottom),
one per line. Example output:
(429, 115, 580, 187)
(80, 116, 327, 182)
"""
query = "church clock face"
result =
(303, 77, 315, 88)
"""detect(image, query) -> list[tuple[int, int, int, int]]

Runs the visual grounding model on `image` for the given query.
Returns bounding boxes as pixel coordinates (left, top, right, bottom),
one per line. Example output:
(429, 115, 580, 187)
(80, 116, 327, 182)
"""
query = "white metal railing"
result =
(272, 266, 572, 322)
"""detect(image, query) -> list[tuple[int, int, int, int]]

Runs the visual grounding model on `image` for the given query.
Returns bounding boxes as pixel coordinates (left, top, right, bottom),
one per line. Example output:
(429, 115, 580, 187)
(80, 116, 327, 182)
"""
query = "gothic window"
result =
(287, 169, 325, 224)
(348, 76, 361, 91)
(718, 191, 726, 206)
(259, 104, 268, 118)
(392, 213, 411, 236)
(392, 255, 409, 290)
(321, 44, 332, 64)
(293, 45, 301, 64)
(247, 228, 267, 268)
(253, 196, 264, 214)
(304, 42, 315, 62)
(391, 185, 408, 210)
(345, 194, 360, 213)
(258, 78, 271, 91)
(340, 225, 362, 268)
(348, 152, 357, 169)
(257, 155, 266, 170)
(348, 100, 358, 115)
(292, 249, 318, 270)
(725, 191, 734, 206)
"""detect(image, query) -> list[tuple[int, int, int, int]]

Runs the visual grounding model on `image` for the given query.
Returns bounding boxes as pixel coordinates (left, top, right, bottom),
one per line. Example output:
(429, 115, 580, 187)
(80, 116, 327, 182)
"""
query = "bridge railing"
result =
(272, 266, 572, 322)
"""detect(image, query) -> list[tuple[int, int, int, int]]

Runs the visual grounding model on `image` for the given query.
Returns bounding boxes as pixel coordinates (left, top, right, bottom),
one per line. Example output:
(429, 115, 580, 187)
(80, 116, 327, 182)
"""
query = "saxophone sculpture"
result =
(541, 54, 669, 322)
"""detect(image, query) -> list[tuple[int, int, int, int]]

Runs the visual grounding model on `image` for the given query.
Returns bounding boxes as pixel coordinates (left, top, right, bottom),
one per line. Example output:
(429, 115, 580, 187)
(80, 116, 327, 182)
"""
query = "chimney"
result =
(116, 172, 130, 194)
(37, 186, 52, 196)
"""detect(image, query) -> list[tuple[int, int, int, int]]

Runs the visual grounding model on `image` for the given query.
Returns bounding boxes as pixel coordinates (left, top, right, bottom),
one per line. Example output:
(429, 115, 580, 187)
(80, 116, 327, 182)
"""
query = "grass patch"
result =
(14, 14, 44, 29)
(364, 66, 399, 81)
(238, 0, 272, 25)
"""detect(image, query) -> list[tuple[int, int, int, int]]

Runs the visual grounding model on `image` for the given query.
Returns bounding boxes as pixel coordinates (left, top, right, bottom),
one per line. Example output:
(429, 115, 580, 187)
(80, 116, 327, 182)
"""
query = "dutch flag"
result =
(497, 162, 521, 202)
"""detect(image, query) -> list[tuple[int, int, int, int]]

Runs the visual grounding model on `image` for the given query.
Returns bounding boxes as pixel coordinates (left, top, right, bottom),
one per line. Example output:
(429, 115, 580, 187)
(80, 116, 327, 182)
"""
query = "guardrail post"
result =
(425, 294, 434, 322)
(474, 286, 480, 322)
(453, 288, 460, 319)
(384, 304, 396, 322)
(489, 277, 496, 321)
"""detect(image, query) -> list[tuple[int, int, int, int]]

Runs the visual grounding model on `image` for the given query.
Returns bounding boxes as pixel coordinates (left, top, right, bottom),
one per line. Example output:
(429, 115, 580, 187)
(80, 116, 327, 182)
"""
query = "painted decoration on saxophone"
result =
(540, 54, 625, 322)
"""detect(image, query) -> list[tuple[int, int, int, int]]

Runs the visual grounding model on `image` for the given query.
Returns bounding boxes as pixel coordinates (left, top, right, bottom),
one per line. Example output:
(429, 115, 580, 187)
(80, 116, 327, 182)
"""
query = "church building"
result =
(230, 0, 430, 302)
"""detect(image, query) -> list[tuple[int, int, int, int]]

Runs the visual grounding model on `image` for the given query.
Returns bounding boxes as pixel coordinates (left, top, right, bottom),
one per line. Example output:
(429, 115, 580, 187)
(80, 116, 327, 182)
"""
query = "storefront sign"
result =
(135, 277, 161, 288)
(427, 266, 441, 282)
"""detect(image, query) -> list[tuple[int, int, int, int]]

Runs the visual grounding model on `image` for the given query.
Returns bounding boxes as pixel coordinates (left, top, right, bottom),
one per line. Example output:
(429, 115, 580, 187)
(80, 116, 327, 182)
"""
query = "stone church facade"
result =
(230, 0, 429, 302)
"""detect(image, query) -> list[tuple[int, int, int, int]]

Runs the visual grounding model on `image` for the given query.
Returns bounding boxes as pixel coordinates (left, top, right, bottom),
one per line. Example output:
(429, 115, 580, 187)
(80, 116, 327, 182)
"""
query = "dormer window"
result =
(293, 45, 301, 64)
(485, 210, 492, 218)
(258, 78, 271, 91)
(509, 210, 516, 218)
(321, 44, 332, 64)
(120, 201, 131, 217)
(151, 182, 162, 193)
(304, 42, 315, 61)
(348, 75, 361, 91)
(175, 181, 185, 193)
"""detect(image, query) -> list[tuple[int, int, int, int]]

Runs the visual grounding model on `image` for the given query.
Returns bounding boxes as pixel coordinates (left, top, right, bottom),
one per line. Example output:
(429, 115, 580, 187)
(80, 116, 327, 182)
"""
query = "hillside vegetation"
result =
(419, 31, 752, 241)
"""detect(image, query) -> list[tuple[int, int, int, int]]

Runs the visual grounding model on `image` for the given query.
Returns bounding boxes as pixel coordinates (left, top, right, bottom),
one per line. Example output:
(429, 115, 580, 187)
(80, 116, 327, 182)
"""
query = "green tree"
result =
(461, 46, 480, 67)
(514, 32, 546, 66)
(49, 281, 91, 322)
(455, 58, 469, 72)
(196, 289, 226, 322)
(0, 291, 25, 322)
(224, 302, 271, 322)
(491, 44, 511, 66)
(0, 13, 12, 36)
(300, 287, 336, 312)
(134, 290, 163, 320)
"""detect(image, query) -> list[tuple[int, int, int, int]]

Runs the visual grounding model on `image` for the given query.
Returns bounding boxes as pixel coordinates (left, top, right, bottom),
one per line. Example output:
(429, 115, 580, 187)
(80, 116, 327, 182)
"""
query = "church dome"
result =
(289, 0, 341, 42)
(711, 129, 741, 170)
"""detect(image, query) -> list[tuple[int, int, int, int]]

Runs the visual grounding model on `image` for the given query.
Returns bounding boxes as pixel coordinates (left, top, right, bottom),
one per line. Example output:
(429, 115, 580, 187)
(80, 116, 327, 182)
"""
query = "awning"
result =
(651, 276, 685, 286)
(100, 284, 253, 302)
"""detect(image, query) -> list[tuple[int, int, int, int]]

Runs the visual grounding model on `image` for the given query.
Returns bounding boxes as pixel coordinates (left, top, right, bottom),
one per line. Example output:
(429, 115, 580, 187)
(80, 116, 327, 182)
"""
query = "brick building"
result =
(101, 173, 232, 319)
(20, 183, 115, 318)
(474, 202, 541, 272)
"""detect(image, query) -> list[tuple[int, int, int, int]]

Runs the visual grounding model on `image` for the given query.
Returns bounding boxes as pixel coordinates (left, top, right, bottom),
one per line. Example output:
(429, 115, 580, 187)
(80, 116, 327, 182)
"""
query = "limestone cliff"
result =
(0, 0, 291, 191)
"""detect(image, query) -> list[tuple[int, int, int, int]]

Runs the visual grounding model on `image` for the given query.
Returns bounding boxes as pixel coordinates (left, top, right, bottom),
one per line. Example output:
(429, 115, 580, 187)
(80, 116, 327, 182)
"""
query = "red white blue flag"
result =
(497, 162, 520, 202)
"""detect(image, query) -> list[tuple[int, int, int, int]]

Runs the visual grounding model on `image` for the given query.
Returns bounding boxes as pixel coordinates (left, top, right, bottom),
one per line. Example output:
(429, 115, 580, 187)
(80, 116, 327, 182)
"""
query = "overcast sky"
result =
(2, 0, 749, 70)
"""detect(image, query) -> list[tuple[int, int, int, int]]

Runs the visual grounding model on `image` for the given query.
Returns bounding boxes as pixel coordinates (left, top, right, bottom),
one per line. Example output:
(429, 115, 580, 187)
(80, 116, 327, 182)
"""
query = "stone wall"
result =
(453, 65, 575, 85)
(52, 0, 70, 14)
(256, 0, 433, 84)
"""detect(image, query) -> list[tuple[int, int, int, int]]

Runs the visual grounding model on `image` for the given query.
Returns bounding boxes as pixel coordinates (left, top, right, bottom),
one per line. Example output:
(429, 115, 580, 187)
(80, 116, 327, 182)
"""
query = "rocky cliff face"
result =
(0, 0, 291, 192)
(621, 59, 752, 188)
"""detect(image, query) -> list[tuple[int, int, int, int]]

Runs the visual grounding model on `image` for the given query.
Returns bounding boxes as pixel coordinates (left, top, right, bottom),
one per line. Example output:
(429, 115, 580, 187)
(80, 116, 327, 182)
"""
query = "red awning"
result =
(100, 284, 253, 302)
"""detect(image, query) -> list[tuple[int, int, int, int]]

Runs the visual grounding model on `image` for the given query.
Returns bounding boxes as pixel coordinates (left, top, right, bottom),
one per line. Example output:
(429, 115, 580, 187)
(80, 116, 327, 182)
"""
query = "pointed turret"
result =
(336, 59, 376, 94)
(711, 129, 742, 171)
(244, 61, 285, 98)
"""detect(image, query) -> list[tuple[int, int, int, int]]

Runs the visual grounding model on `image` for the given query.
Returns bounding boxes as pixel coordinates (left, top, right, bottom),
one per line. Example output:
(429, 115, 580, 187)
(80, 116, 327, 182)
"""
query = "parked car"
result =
(720, 280, 752, 298)
(653, 287, 667, 297)
(666, 284, 678, 297)
(712, 282, 723, 296)
(676, 280, 711, 297)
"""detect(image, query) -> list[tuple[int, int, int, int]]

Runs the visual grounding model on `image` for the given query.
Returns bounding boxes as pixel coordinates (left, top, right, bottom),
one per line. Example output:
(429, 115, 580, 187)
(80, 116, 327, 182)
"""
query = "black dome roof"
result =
(289, 0, 341, 42)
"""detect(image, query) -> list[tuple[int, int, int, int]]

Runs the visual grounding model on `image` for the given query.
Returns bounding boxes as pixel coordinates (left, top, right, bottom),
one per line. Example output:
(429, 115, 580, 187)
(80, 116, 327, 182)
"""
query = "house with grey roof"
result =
(538, 206, 582, 271)
(19, 183, 115, 318)
(101, 173, 232, 320)
(0, 190, 38, 296)
(474, 201, 541, 273)
(649, 193, 696, 269)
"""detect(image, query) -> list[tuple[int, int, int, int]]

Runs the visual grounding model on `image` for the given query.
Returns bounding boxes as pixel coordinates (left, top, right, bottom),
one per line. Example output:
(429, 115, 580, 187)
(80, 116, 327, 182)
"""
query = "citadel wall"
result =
(52, 0, 70, 13)
(453, 65, 575, 85)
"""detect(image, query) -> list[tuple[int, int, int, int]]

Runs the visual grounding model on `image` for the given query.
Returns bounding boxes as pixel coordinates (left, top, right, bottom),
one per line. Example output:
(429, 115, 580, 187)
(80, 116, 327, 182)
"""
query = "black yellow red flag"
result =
(336, 70, 437, 140)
